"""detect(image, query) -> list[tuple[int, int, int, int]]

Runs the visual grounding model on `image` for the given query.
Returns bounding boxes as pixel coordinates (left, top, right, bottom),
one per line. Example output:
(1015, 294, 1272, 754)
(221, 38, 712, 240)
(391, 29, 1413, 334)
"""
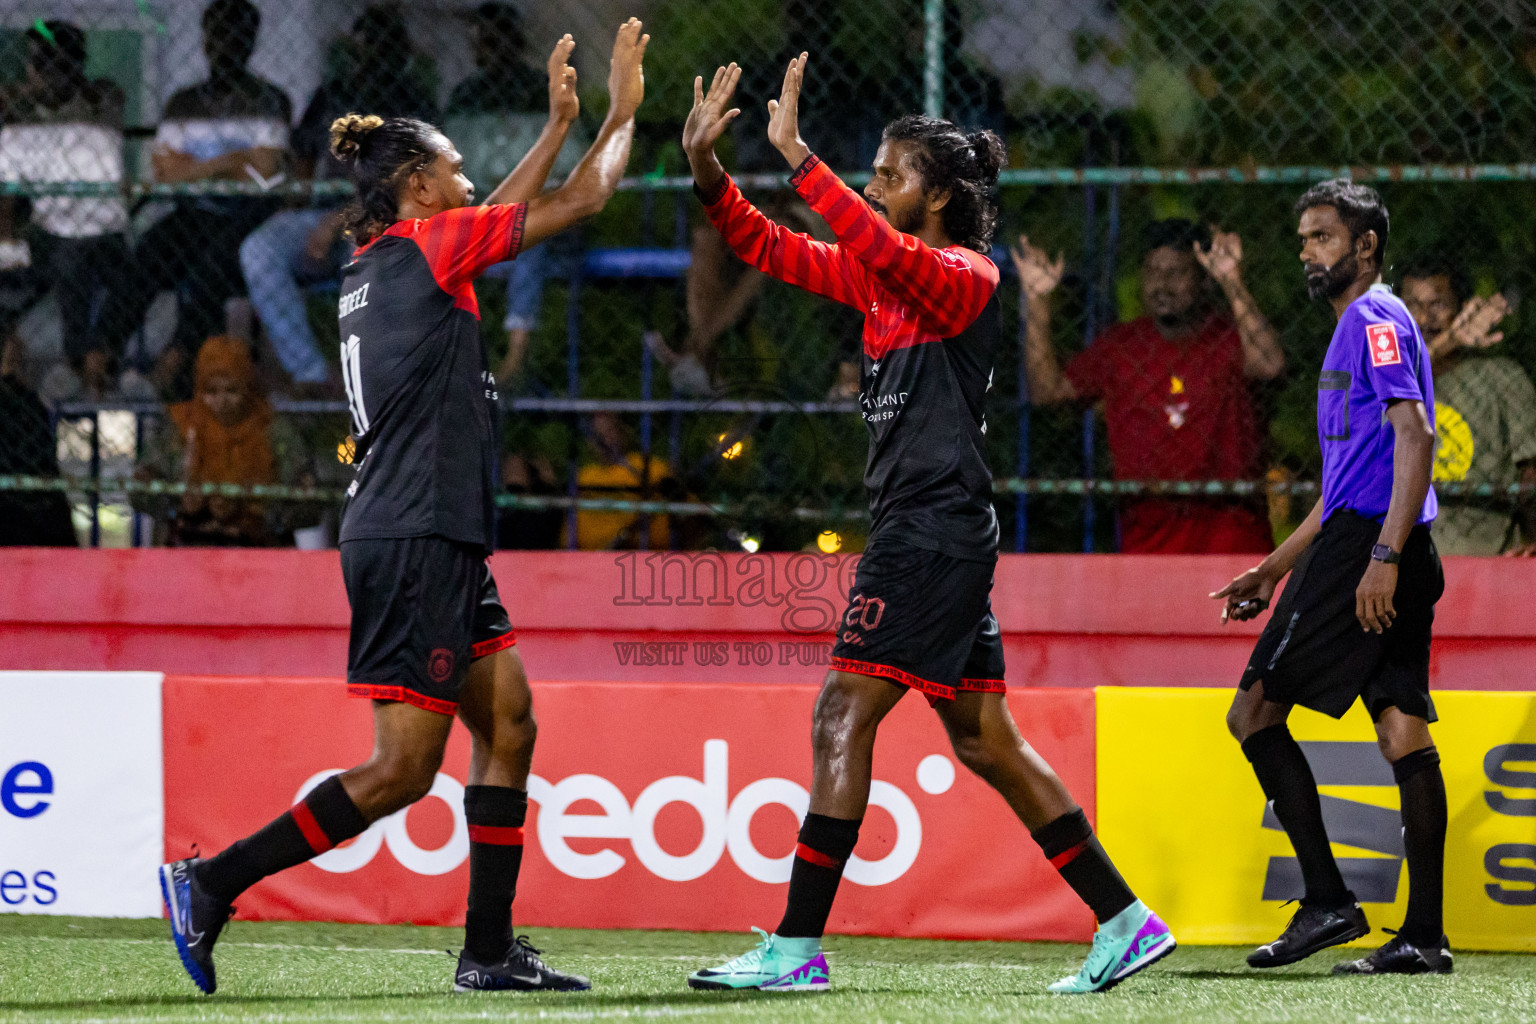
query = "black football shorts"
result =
(341, 536, 512, 715)
(470, 562, 518, 659)
(830, 533, 1005, 705)
(1239, 509, 1444, 722)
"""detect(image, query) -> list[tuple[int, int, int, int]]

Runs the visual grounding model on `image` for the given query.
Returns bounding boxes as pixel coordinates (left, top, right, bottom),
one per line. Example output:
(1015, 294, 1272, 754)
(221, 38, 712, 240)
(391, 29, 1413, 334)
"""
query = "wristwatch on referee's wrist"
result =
(1370, 543, 1401, 565)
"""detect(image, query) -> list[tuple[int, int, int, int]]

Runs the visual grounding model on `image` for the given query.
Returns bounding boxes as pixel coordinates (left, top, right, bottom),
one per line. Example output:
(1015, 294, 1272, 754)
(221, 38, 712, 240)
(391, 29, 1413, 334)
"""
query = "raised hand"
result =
(1009, 234, 1065, 299)
(1450, 293, 1510, 351)
(1194, 229, 1244, 287)
(606, 17, 649, 122)
(766, 52, 811, 168)
(681, 63, 742, 172)
(547, 34, 579, 124)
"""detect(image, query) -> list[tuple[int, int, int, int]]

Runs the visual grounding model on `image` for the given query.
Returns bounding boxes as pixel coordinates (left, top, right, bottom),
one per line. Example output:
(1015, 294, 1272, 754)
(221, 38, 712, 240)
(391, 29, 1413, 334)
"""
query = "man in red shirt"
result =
(1018, 220, 1285, 552)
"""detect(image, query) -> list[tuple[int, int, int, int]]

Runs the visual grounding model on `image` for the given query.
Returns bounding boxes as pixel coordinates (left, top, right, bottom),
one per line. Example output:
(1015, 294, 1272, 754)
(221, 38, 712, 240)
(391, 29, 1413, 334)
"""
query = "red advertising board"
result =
(163, 676, 1097, 941)
(8, 549, 1536, 689)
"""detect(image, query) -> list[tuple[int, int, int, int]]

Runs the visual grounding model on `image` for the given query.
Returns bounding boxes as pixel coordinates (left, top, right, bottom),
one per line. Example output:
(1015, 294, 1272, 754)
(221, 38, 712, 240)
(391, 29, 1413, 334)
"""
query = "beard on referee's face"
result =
(1304, 253, 1358, 301)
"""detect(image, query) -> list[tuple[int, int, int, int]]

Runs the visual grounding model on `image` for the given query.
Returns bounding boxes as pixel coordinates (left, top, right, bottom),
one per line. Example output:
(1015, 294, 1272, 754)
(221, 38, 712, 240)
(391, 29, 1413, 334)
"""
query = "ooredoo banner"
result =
(1097, 688, 1536, 952)
(0, 671, 165, 916)
(162, 676, 1098, 941)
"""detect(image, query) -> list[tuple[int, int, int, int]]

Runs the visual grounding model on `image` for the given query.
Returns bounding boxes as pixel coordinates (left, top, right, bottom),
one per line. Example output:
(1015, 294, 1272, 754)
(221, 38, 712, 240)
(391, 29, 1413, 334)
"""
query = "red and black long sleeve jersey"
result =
(700, 155, 1002, 561)
(337, 202, 526, 553)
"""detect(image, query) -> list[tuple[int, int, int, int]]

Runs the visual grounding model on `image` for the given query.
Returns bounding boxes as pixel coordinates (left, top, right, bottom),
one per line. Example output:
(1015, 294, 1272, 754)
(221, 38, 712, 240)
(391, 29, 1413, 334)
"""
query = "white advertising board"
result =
(0, 672, 164, 916)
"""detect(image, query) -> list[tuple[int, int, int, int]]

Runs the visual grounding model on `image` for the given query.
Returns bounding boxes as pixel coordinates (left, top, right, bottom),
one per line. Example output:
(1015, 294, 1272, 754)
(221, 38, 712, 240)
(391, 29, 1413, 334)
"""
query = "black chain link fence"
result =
(1, 0, 1533, 553)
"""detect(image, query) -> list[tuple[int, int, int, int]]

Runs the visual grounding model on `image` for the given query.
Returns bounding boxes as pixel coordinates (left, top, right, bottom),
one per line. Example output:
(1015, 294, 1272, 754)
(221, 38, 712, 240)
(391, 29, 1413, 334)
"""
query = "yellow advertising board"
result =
(1097, 688, 1536, 951)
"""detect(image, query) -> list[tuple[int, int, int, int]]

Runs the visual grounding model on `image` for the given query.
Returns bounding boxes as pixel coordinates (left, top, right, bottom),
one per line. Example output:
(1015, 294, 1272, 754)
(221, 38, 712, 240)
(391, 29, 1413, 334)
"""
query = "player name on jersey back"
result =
(339, 283, 369, 318)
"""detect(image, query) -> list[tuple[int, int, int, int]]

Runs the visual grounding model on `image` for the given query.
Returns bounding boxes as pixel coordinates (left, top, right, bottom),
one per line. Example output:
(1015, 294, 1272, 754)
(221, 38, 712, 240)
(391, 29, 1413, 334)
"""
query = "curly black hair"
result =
(1294, 178, 1390, 267)
(329, 113, 442, 243)
(880, 115, 1006, 253)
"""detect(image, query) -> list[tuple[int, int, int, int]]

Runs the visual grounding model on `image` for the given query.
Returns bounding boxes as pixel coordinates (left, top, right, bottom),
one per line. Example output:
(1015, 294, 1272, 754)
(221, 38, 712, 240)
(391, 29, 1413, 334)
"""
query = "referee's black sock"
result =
(1241, 724, 1350, 908)
(1031, 808, 1136, 924)
(463, 785, 528, 963)
(1393, 746, 1446, 946)
(775, 813, 862, 939)
(196, 776, 370, 905)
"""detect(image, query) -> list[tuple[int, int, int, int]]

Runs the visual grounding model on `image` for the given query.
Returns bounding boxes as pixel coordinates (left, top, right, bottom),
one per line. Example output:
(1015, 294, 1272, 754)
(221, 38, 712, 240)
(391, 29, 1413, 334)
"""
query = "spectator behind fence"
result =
(567, 411, 674, 550)
(135, 335, 303, 546)
(643, 221, 766, 397)
(1399, 253, 1536, 555)
(497, 450, 563, 549)
(1019, 219, 1285, 553)
(0, 21, 143, 402)
(241, 4, 438, 393)
(0, 328, 76, 545)
(129, 0, 291, 398)
(448, 2, 587, 388)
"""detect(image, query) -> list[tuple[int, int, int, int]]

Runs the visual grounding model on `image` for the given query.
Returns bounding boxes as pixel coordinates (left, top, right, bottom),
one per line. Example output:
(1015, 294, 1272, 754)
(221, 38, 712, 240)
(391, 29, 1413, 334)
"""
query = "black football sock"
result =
(775, 813, 862, 939)
(1031, 808, 1136, 923)
(463, 785, 528, 963)
(196, 775, 369, 905)
(1242, 724, 1350, 908)
(1393, 746, 1446, 946)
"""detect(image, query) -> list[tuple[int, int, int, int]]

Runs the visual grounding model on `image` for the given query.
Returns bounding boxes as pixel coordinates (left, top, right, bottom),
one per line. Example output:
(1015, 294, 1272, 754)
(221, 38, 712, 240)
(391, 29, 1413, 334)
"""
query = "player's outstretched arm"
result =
(684, 61, 868, 309)
(481, 34, 580, 207)
(1211, 496, 1324, 623)
(522, 18, 648, 249)
(766, 54, 996, 336)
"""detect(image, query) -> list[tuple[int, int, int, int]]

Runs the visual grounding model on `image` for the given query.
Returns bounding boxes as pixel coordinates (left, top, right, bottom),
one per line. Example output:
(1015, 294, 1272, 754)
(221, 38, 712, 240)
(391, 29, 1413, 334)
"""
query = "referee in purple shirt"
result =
(1213, 180, 1451, 976)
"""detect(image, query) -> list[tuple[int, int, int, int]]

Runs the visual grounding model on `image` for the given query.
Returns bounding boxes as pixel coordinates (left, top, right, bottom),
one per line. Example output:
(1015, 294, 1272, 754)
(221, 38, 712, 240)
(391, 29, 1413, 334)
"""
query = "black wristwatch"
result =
(1370, 543, 1401, 564)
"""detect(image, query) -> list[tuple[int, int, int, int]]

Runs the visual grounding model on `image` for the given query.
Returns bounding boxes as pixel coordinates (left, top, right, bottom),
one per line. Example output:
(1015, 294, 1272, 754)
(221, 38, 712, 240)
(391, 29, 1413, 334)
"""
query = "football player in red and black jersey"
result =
(680, 57, 1174, 995)
(160, 20, 650, 996)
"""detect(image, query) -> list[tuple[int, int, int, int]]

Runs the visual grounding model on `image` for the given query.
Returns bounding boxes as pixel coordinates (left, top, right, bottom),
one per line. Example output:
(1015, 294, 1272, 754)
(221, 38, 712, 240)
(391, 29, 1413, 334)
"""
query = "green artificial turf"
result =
(0, 915, 1531, 1023)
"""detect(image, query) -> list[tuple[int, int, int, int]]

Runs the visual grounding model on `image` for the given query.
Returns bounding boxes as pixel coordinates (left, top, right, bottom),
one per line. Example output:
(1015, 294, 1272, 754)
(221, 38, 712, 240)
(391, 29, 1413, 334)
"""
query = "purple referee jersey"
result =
(1318, 283, 1438, 525)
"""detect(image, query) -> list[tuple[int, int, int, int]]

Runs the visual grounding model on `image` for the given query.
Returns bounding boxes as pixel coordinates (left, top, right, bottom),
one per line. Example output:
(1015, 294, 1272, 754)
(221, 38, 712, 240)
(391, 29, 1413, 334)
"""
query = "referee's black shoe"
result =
(159, 857, 233, 994)
(1247, 898, 1369, 968)
(1333, 932, 1453, 975)
(454, 936, 591, 992)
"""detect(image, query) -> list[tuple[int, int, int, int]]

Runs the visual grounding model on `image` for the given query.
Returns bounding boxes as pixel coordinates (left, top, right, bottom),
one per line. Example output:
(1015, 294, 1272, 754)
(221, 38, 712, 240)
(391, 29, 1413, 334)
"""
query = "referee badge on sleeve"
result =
(1366, 323, 1402, 367)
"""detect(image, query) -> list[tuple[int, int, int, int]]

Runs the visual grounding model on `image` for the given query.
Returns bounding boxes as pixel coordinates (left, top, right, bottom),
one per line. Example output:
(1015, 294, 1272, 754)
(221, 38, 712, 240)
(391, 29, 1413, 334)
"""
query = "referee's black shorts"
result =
(341, 537, 517, 715)
(830, 534, 1006, 706)
(1239, 510, 1444, 722)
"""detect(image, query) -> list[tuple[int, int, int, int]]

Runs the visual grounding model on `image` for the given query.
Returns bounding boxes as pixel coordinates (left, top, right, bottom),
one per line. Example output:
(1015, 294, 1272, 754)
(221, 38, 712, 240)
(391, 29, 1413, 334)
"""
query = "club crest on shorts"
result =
(1366, 323, 1402, 367)
(428, 648, 455, 683)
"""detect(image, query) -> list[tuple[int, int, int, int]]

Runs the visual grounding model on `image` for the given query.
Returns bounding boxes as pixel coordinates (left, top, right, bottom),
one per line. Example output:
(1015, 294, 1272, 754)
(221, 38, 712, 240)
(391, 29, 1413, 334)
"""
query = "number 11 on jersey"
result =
(340, 333, 370, 435)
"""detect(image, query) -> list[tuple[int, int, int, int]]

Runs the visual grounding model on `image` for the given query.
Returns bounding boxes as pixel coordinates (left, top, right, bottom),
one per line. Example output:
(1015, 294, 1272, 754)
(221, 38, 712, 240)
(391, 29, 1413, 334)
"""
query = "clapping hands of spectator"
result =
(1009, 234, 1064, 300)
(1446, 293, 1510, 354)
(1193, 229, 1244, 288)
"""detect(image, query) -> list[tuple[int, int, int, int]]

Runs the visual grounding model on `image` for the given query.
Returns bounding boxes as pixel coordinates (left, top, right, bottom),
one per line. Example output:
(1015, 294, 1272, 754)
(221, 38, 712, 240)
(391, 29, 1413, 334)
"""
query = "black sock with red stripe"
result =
(775, 813, 861, 939)
(196, 775, 369, 905)
(1031, 808, 1136, 924)
(463, 785, 528, 962)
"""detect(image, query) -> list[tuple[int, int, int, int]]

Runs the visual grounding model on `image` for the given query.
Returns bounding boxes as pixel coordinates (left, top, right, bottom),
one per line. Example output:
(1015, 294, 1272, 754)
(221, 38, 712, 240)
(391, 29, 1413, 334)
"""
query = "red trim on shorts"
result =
(1049, 840, 1089, 870)
(471, 631, 518, 659)
(290, 801, 334, 854)
(794, 842, 841, 869)
(958, 677, 1007, 694)
(468, 824, 525, 846)
(346, 683, 458, 716)
(830, 657, 955, 701)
